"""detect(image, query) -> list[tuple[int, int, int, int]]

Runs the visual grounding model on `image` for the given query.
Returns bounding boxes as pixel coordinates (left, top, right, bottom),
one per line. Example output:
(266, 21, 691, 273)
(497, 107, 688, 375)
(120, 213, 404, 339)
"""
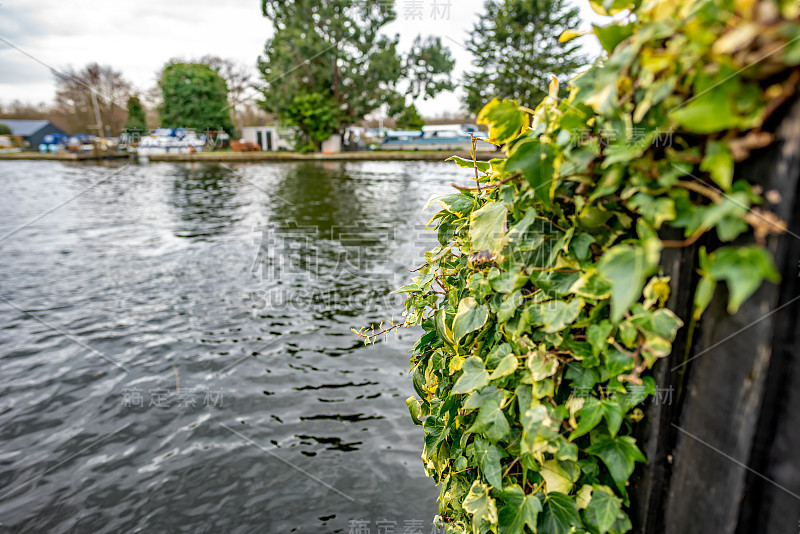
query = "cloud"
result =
(0, 0, 604, 117)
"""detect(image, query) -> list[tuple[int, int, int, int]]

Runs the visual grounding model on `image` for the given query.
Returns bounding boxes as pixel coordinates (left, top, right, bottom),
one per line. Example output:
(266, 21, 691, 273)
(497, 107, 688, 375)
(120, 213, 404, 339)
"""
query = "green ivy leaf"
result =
(453, 356, 491, 395)
(453, 297, 490, 342)
(468, 398, 511, 442)
(463, 481, 499, 534)
(569, 398, 604, 440)
(471, 436, 505, 488)
(587, 321, 614, 357)
(447, 155, 492, 173)
(478, 98, 529, 145)
(470, 202, 508, 255)
(498, 485, 543, 534)
(465, 386, 506, 411)
(490, 353, 519, 380)
(538, 492, 583, 534)
(540, 459, 580, 494)
(597, 245, 654, 323)
(406, 397, 422, 425)
(700, 140, 734, 191)
(586, 435, 646, 494)
(628, 193, 676, 230)
(583, 486, 623, 534)
(593, 22, 635, 53)
(693, 275, 717, 320)
(505, 139, 559, 210)
(706, 245, 780, 313)
(527, 351, 560, 381)
(541, 298, 585, 333)
(423, 415, 448, 452)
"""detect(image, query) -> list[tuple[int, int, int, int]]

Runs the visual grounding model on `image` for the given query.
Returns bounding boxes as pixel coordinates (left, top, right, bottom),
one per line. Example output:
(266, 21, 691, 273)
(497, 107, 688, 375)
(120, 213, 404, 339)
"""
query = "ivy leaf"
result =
(423, 415, 448, 452)
(465, 386, 505, 411)
(497, 290, 525, 322)
(693, 275, 717, 320)
(527, 351, 560, 381)
(570, 397, 625, 440)
(586, 435, 646, 494)
(631, 308, 684, 341)
(505, 139, 559, 210)
(463, 481, 499, 534)
(628, 193, 676, 230)
(434, 308, 455, 346)
(593, 22, 634, 53)
(541, 299, 585, 333)
(669, 82, 744, 134)
(700, 140, 734, 191)
(583, 487, 623, 534)
(447, 155, 491, 173)
(597, 244, 654, 323)
(706, 245, 780, 313)
(468, 398, 511, 442)
(498, 485, 543, 534)
(587, 321, 613, 356)
(521, 405, 561, 456)
(490, 353, 519, 380)
(569, 397, 604, 440)
(470, 202, 508, 255)
(477, 98, 529, 145)
(453, 297, 490, 342)
(406, 397, 422, 425)
(471, 436, 505, 488)
(538, 492, 583, 534)
(453, 356, 491, 394)
(540, 459, 580, 494)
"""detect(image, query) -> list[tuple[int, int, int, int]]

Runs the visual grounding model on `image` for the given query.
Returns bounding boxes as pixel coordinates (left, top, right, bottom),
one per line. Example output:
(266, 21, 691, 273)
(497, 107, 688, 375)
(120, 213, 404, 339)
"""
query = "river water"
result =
(0, 160, 472, 533)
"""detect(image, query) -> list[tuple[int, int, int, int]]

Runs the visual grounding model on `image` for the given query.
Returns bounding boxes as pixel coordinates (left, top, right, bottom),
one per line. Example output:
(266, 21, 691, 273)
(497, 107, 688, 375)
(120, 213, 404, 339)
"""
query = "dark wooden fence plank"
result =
(631, 96, 800, 533)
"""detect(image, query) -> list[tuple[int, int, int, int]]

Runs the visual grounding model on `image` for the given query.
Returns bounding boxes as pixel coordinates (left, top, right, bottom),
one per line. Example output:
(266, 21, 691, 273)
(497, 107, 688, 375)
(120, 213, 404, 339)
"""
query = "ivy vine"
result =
(357, 0, 799, 532)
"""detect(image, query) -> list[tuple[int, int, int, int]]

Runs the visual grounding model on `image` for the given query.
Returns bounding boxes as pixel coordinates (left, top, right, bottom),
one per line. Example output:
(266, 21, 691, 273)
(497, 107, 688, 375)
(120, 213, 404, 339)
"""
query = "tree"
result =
(53, 63, 132, 135)
(0, 123, 11, 135)
(404, 36, 456, 107)
(463, 0, 587, 114)
(395, 104, 425, 130)
(284, 91, 341, 153)
(158, 62, 233, 132)
(125, 96, 147, 132)
(198, 56, 253, 134)
(257, 0, 454, 147)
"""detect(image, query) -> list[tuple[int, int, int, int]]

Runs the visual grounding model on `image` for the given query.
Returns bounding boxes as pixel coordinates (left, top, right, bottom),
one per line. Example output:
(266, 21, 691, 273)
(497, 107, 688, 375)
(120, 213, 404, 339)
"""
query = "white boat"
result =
(378, 124, 495, 151)
(136, 128, 205, 156)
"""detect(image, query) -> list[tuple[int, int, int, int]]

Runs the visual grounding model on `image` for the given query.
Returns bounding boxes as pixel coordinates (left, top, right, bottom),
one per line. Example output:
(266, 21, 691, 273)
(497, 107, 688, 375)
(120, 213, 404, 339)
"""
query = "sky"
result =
(0, 0, 605, 117)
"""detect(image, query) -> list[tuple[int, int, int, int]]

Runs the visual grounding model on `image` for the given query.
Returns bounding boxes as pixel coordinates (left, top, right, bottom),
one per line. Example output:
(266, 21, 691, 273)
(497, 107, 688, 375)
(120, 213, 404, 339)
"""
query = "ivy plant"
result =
(357, 0, 797, 532)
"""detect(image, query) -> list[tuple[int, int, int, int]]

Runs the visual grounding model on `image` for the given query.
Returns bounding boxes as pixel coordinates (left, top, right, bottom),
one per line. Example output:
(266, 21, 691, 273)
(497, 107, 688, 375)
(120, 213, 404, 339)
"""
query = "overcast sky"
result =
(0, 0, 604, 116)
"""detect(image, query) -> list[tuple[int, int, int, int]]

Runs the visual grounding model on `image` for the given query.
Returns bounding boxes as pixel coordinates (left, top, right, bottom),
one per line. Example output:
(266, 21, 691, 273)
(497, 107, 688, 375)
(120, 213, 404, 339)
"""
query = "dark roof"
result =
(0, 119, 54, 136)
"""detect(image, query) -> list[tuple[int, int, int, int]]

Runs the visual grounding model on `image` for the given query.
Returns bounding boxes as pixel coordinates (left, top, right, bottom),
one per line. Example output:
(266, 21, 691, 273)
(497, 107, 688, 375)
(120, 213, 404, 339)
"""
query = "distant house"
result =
(241, 125, 294, 151)
(0, 120, 66, 149)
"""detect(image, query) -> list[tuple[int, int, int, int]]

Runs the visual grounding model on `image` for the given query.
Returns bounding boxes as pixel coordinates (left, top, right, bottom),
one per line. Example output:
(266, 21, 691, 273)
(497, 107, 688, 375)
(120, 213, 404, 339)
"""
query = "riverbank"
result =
(0, 150, 501, 163)
(0, 152, 131, 161)
(141, 150, 499, 163)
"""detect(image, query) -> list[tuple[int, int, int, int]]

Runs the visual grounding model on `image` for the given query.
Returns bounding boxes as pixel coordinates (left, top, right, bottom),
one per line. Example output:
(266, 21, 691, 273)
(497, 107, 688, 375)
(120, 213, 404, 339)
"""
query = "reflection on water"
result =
(169, 164, 244, 240)
(0, 160, 473, 533)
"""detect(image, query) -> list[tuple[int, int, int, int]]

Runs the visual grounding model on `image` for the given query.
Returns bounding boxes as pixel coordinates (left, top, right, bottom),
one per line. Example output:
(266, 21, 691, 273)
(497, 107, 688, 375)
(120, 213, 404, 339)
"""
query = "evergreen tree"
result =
(258, 0, 453, 146)
(464, 0, 587, 114)
(159, 63, 233, 132)
(125, 96, 147, 132)
(395, 104, 425, 130)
